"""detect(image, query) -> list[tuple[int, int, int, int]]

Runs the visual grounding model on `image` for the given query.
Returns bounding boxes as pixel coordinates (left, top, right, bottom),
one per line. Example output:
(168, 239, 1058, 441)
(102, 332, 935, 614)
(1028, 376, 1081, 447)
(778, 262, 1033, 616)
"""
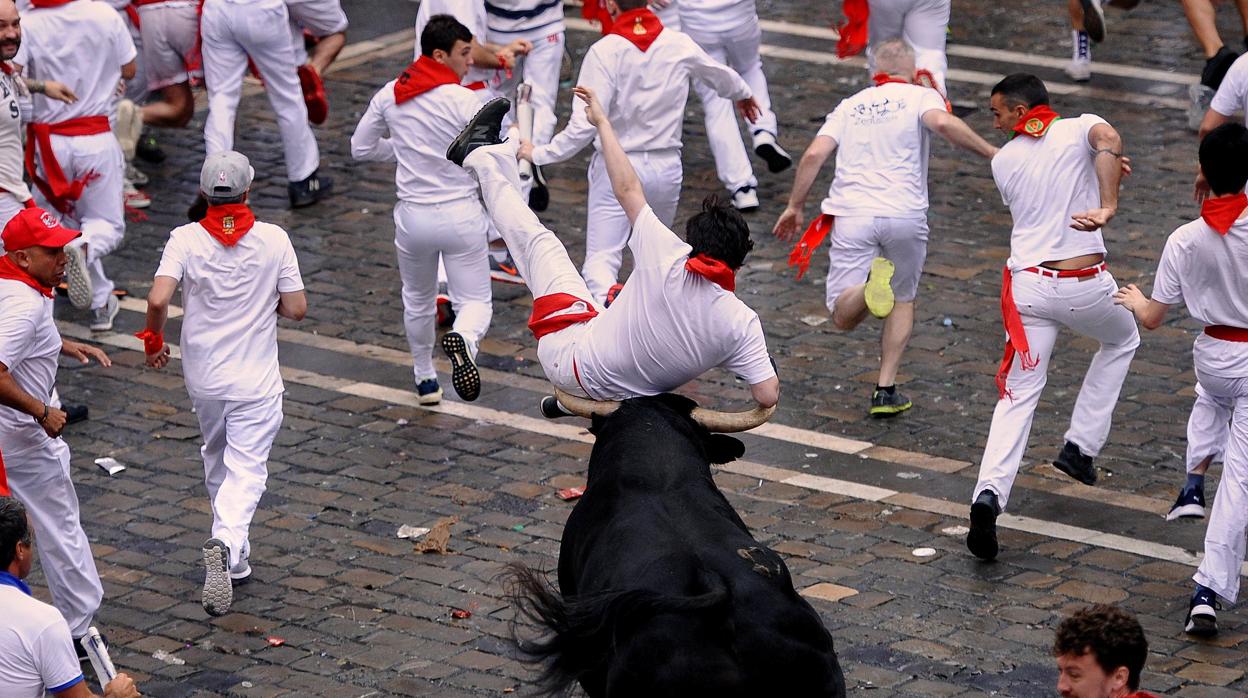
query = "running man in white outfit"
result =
(351, 15, 490, 405)
(837, 0, 950, 98)
(1114, 123, 1248, 638)
(136, 0, 203, 130)
(0, 0, 76, 237)
(773, 40, 997, 417)
(450, 91, 779, 408)
(201, 0, 332, 208)
(966, 73, 1138, 562)
(15, 0, 135, 332)
(518, 0, 759, 305)
(286, 0, 348, 125)
(0, 206, 112, 650)
(680, 0, 790, 211)
(139, 150, 307, 617)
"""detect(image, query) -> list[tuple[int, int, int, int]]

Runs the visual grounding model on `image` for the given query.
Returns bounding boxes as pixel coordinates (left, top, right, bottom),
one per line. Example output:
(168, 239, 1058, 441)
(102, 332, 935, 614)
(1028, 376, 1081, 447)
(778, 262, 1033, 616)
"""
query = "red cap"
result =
(1, 207, 80, 251)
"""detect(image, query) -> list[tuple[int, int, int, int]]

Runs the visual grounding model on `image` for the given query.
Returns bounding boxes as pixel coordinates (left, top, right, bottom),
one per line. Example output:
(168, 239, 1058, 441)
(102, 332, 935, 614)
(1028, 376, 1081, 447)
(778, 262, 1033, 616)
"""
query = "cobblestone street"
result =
(23, 0, 1248, 695)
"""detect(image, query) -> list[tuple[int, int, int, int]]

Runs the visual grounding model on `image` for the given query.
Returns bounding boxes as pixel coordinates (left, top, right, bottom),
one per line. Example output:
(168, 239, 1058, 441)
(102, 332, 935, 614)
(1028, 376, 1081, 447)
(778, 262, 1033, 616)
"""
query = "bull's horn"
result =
(690, 404, 775, 433)
(553, 388, 621, 418)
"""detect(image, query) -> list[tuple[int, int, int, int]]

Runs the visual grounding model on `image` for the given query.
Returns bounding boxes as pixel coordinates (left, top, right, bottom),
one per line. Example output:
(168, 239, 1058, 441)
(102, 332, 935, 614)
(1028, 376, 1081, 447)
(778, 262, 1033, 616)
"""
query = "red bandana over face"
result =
(394, 56, 461, 104)
(1011, 105, 1061, 138)
(609, 8, 664, 52)
(200, 203, 255, 247)
(684, 254, 736, 291)
(0, 255, 53, 297)
(1200, 192, 1248, 234)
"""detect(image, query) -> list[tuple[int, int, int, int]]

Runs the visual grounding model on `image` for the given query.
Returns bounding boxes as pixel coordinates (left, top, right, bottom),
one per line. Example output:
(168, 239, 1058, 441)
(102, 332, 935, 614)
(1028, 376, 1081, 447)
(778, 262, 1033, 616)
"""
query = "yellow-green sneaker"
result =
(869, 387, 912, 417)
(864, 257, 895, 319)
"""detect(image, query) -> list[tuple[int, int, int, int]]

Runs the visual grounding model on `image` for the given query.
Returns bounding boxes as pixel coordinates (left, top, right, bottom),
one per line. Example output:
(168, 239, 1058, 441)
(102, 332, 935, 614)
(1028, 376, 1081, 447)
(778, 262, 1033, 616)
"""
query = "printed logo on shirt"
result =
(850, 98, 905, 125)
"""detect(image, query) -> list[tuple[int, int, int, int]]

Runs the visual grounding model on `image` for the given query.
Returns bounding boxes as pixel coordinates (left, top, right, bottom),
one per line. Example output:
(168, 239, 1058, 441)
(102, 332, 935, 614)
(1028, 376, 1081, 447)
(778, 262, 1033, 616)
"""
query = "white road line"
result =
(66, 320, 1246, 576)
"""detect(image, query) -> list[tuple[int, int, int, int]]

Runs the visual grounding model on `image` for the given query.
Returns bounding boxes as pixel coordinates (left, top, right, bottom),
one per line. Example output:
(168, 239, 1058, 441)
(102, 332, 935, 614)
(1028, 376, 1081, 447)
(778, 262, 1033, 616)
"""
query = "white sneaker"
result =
(1188, 83, 1215, 132)
(88, 294, 119, 332)
(753, 131, 792, 173)
(123, 180, 151, 209)
(64, 241, 92, 310)
(1065, 59, 1092, 82)
(125, 162, 148, 187)
(201, 538, 233, 616)
(731, 186, 759, 212)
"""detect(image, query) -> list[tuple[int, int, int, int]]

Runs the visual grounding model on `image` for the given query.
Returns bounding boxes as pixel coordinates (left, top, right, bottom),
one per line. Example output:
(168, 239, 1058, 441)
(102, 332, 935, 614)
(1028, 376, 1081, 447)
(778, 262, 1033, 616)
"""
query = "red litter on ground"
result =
(451, 608, 472, 619)
(557, 486, 585, 500)
(265, 637, 285, 647)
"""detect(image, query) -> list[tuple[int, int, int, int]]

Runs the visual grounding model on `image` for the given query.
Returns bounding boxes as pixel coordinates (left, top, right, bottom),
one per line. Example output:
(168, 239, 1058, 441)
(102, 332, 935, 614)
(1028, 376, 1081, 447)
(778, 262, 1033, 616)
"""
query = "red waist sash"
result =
(24, 115, 110, 215)
(1204, 325, 1248, 342)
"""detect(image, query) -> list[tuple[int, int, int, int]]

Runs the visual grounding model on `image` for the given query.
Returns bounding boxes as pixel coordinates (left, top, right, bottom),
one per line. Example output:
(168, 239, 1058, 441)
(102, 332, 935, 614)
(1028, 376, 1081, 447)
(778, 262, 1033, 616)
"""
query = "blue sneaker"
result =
(417, 378, 442, 406)
(1185, 585, 1219, 637)
(1165, 486, 1206, 521)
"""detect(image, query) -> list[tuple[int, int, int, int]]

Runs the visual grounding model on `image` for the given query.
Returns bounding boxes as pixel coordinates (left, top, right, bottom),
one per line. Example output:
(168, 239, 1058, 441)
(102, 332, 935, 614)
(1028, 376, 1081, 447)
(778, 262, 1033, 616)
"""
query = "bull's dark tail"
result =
(503, 563, 730, 697)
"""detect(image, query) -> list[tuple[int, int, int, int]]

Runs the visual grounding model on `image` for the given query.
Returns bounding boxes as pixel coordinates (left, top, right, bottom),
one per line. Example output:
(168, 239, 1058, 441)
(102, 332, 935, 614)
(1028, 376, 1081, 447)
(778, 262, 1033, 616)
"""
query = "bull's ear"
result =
(705, 434, 745, 464)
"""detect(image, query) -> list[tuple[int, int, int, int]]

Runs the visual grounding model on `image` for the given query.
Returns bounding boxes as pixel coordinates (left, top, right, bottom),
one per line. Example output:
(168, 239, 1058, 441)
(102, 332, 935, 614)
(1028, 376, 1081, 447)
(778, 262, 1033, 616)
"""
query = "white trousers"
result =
(1193, 369, 1248, 603)
(867, 0, 950, 95)
(3, 438, 103, 638)
(201, 0, 319, 182)
(685, 18, 777, 193)
(584, 149, 681, 303)
(394, 199, 493, 382)
(121, 9, 150, 104)
(193, 393, 284, 570)
(463, 141, 597, 396)
(1186, 381, 1232, 472)
(973, 269, 1140, 510)
(33, 132, 126, 310)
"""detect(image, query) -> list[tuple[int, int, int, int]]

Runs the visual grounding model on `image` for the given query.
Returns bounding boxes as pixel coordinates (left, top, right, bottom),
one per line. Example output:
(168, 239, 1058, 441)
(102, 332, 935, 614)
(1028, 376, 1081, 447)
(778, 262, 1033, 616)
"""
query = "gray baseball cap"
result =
(200, 151, 255, 198)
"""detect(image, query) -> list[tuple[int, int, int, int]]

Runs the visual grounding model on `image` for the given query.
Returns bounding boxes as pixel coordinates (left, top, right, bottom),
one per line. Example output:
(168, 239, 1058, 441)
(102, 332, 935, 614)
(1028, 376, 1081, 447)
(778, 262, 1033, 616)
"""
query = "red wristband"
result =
(135, 329, 163, 355)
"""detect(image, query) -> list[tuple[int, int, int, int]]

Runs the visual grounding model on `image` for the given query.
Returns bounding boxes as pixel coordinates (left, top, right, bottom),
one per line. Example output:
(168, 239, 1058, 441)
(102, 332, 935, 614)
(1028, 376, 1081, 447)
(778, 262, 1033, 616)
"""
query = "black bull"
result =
(508, 394, 846, 697)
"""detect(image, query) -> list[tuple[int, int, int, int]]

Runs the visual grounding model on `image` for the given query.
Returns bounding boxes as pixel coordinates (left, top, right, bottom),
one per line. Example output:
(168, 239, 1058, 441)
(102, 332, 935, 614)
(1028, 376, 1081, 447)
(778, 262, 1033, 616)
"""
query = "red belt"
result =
(24, 115, 110, 215)
(1205, 325, 1248, 342)
(1021, 261, 1107, 279)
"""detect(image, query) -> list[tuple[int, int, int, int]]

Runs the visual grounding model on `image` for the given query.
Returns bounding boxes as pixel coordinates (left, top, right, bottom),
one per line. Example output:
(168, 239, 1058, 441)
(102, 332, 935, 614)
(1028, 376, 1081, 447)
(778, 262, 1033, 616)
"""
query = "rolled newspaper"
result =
(516, 82, 534, 182)
(80, 626, 116, 690)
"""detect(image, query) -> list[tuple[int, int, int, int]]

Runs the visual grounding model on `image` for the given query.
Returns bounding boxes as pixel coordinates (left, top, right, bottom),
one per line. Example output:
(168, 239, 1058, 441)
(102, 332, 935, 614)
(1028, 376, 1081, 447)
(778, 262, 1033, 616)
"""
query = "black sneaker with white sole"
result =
(201, 538, 233, 616)
(446, 97, 510, 166)
(753, 132, 792, 173)
(966, 490, 1000, 561)
(288, 170, 333, 208)
(528, 163, 549, 212)
(441, 332, 480, 401)
(1053, 440, 1097, 485)
(1185, 585, 1219, 637)
(1166, 485, 1206, 521)
(540, 395, 574, 419)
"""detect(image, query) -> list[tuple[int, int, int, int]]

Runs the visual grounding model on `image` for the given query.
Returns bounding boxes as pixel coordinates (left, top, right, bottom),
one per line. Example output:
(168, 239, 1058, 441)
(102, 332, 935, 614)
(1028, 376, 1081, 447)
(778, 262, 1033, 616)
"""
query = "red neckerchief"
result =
(609, 8, 663, 52)
(788, 214, 833, 280)
(684, 254, 736, 292)
(394, 56, 461, 105)
(199, 203, 255, 247)
(836, 0, 869, 58)
(29, 0, 76, 6)
(0, 254, 54, 297)
(872, 73, 910, 86)
(528, 292, 599, 340)
(1011, 105, 1062, 139)
(1200, 192, 1248, 234)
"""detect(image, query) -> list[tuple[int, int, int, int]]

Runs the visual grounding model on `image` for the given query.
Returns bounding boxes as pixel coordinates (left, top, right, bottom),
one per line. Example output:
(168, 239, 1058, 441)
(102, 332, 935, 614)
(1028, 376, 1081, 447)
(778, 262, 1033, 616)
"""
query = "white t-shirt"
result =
(14, 0, 137, 124)
(573, 205, 775, 400)
(991, 114, 1109, 271)
(0, 68, 31, 203)
(1210, 52, 1248, 121)
(533, 27, 750, 165)
(1151, 215, 1248, 377)
(350, 81, 484, 205)
(0, 582, 84, 698)
(155, 220, 304, 401)
(817, 82, 948, 218)
(0, 281, 60, 457)
(483, 0, 564, 37)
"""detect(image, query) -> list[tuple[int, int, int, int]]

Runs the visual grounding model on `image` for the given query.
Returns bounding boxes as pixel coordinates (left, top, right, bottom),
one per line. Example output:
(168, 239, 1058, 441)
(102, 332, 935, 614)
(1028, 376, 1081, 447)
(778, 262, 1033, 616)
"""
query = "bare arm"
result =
(56, 672, 141, 698)
(1113, 283, 1169, 330)
(471, 38, 531, 69)
(141, 276, 178, 369)
(772, 135, 837, 241)
(576, 85, 646, 224)
(1198, 107, 1232, 141)
(1071, 123, 1125, 231)
(921, 109, 998, 159)
(121, 60, 137, 81)
(0, 360, 59, 435)
(278, 290, 307, 321)
(750, 376, 780, 409)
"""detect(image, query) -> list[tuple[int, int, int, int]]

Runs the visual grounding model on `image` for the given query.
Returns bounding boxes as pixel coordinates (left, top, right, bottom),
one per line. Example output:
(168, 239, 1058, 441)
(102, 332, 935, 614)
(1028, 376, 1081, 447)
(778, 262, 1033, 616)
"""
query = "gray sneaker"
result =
(88, 295, 119, 332)
(64, 242, 92, 310)
(1188, 83, 1215, 132)
(201, 538, 233, 616)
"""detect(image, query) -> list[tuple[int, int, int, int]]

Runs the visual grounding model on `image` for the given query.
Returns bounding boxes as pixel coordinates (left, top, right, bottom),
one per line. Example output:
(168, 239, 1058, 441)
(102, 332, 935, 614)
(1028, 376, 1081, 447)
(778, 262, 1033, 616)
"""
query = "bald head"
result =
(872, 39, 915, 79)
(0, 0, 20, 63)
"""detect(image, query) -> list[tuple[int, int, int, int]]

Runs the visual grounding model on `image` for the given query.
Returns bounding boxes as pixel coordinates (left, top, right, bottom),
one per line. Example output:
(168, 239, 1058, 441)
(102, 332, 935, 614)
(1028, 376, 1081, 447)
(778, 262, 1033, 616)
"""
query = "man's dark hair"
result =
(1199, 122, 1248, 196)
(1053, 604, 1148, 691)
(685, 195, 754, 270)
(991, 73, 1049, 109)
(614, 0, 650, 11)
(0, 496, 31, 570)
(420, 14, 472, 58)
